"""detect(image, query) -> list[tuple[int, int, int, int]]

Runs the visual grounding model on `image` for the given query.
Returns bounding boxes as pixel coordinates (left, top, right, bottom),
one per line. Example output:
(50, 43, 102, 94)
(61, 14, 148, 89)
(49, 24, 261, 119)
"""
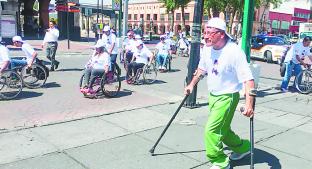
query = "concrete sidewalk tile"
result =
(296, 122, 312, 134)
(100, 108, 171, 133)
(259, 127, 312, 161)
(31, 118, 130, 150)
(259, 96, 312, 116)
(137, 124, 207, 163)
(0, 130, 56, 165)
(0, 152, 85, 169)
(228, 144, 312, 169)
(65, 134, 199, 169)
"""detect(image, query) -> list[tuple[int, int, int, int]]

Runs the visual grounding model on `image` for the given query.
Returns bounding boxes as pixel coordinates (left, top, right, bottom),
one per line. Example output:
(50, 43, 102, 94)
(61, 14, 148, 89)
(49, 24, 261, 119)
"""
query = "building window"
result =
(147, 14, 150, 20)
(294, 13, 310, 19)
(292, 20, 302, 26)
(128, 14, 132, 20)
(185, 13, 190, 21)
(271, 20, 280, 29)
(153, 14, 157, 20)
(281, 21, 290, 29)
(140, 14, 144, 19)
(176, 13, 181, 21)
(134, 14, 138, 20)
(160, 14, 165, 21)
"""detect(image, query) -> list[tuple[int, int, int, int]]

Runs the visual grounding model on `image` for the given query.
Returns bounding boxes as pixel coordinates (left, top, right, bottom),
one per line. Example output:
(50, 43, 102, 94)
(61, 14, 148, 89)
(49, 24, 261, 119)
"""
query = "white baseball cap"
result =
(135, 34, 142, 39)
(12, 36, 24, 43)
(160, 34, 166, 39)
(206, 17, 233, 39)
(94, 40, 105, 48)
(135, 40, 144, 47)
(103, 25, 110, 32)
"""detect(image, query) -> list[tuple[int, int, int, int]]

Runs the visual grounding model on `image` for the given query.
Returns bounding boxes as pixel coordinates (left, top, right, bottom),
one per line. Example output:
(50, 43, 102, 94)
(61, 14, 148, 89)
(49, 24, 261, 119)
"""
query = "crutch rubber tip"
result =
(149, 149, 155, 155)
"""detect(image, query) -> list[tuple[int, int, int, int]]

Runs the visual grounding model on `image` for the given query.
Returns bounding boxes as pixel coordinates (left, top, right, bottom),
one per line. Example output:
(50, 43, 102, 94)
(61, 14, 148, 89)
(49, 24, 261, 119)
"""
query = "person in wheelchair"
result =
(0, 41, 10, 74)
(10, 36, 38, 69)
(81, 40, 111, 94)
(126, 40, 153, 83)
(177, 35, 190, 57)
(155, 35, 171, 71)
(122, 31, 135, 64)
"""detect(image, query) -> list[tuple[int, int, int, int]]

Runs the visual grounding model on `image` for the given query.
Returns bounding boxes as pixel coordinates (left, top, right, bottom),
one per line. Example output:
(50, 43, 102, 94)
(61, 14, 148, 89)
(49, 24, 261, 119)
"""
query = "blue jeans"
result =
(156, 53, 168, 67)
(281, 61, 302, 89)
(10, 59, 27, 69)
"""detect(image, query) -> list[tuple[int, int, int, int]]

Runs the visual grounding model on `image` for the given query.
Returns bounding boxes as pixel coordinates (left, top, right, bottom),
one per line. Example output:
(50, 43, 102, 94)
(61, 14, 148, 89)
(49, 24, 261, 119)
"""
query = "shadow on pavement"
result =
(230, 148, 281, 169)
(43, 82, 61, 88)
(57, 68, 84, 72)
(13, 91, 43, 100)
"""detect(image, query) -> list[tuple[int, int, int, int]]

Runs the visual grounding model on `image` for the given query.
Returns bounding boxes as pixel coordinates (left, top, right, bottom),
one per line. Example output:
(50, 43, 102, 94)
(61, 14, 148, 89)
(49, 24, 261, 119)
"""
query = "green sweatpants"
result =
(205, 92, 250, 168)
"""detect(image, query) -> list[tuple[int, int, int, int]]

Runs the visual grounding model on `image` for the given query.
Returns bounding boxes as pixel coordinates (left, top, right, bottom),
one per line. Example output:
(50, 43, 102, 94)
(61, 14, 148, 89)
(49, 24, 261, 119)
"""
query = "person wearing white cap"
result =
(11, 36, 38, 69)
(42, 20, 59, 71)
(122, 30, 135, 64)
(177, 34, 190, 57)
(0, 40, 10, 74)
(126, 40, 153, 83)
(184, 17, 255, 169)
(102, 25, 120, 75)
(81, 40, 111, 94)
(155, 35, 170, 71)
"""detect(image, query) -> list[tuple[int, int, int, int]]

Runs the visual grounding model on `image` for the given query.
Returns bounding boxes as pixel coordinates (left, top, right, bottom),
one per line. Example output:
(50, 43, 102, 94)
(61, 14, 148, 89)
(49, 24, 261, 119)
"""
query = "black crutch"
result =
(149, 94, 189, 155)
(241, 89, 257, 169)
(249, 89, 257, 169)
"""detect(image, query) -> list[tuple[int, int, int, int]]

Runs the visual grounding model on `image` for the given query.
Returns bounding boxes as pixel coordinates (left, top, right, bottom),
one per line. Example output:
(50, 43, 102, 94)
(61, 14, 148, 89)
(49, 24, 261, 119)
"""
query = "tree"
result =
(177, 0, 191, 31)
(159, 0, 178, 32)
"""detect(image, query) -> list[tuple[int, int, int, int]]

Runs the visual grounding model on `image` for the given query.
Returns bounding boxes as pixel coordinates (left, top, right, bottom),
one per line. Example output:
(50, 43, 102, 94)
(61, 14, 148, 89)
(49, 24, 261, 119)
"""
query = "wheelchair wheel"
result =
(166, 55, 172, 71)
(295, 69, 312, 94)
(89, 76, 104, 97)
(0, 71, 23, 100)
(143, 63, 157, 84)
(101, 71, 121, 97)
(21, 64, 47, 89)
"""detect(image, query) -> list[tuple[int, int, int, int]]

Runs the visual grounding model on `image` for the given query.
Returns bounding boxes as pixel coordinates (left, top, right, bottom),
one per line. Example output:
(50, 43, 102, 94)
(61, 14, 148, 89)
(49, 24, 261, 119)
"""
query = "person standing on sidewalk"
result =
(42, 20, 59, 71)
(102, 25, 120, 75)
(184, 18, 255, 169)
(280, 36, 312, 92)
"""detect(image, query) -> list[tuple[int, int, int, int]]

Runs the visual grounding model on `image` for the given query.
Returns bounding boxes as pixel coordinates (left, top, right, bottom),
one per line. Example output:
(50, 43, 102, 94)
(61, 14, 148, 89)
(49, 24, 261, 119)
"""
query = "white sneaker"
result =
(210, 164, 230, 169)
(158, 66, 162, 69)
(229, 151, 250, 161)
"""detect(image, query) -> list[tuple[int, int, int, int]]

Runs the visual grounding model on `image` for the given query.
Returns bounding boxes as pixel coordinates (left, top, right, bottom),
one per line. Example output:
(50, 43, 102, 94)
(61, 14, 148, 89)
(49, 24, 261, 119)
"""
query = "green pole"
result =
(118, 2, 122, 37)
(185, 0, 204, 108)
(241, 0, 254, 63)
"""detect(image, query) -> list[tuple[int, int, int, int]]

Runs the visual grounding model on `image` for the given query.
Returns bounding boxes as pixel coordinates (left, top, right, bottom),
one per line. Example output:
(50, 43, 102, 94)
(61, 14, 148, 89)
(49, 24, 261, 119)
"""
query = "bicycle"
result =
(295, 65, 312, 94)
(0, 69, 23, 100)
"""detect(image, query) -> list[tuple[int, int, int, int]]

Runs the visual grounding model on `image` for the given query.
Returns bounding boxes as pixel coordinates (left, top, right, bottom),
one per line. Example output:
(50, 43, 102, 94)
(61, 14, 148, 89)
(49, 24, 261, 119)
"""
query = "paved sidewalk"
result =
(0, 41, 311, 169)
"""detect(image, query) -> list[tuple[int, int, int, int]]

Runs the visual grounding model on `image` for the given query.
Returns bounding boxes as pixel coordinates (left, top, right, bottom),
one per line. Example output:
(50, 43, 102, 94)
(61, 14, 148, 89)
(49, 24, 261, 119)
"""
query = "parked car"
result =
(251, 35, 289, 64)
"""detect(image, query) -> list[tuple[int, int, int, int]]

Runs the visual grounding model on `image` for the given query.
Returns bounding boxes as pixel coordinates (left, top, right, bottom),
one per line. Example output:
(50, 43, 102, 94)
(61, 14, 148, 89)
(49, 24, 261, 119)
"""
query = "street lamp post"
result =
(185, 0, 204, 108)
(150, 19, 153, 40)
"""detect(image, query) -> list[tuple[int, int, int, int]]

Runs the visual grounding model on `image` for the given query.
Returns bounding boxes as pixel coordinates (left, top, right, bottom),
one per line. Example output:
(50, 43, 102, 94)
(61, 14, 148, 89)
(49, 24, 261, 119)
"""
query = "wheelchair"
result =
(79, 70, 121, 98)
(0, 69, 23, 100)
(155, 53, 172, 72)
(177, 47, 189, 57)
(126, 61, 157, 85)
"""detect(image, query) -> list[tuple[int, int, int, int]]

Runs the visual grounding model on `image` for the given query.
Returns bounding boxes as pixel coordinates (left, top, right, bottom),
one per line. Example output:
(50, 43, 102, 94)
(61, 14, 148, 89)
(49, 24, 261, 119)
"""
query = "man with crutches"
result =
(184, 18, 255, 169)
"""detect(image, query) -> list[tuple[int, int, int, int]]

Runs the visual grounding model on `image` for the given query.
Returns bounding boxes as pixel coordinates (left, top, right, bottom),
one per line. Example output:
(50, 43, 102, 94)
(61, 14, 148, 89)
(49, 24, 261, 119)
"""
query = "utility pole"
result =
(118, 1, 122, 37)
(101, 0, 104, 23)
(185, 0, 204, 108)
(66, 0, 70, 49)
(122, 0, 129, 39)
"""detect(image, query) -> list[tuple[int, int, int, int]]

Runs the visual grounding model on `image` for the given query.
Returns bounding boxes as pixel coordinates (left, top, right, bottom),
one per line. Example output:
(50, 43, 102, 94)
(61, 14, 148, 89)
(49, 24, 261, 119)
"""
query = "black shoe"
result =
(55, 61, 60, 70)
(50, 67, 55, 71)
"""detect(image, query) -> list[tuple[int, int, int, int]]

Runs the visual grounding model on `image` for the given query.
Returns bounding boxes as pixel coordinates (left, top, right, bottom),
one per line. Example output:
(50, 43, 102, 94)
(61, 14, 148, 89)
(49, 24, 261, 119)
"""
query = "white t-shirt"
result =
(102, 33, 118, 54)
(133, 46, 152, 64)
(198, 41, 254, 95)
(123, 38, 135, 52)
(43, 27, 59, 43)
(0, 45, 10, 69)
(178, 38, 189, 49)
(87, 52, 111, 70)
(284, 42, 311, 64)
(156, 42, 170, 55)
(22, 43, 36, 63)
